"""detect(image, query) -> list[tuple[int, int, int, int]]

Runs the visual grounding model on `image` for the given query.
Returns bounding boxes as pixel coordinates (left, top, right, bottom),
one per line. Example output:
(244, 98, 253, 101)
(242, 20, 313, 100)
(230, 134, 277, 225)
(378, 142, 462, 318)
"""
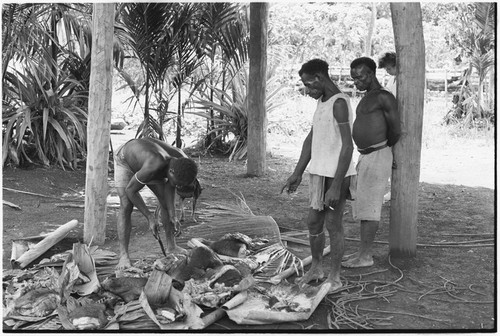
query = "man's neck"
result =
(322, 81, 341, 101)
(366, 80, 382, 93)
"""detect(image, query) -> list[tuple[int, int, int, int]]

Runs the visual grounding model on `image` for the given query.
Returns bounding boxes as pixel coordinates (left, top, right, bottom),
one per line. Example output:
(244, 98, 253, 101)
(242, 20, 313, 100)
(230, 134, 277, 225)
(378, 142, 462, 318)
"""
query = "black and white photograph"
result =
(1, 2, 495, 332)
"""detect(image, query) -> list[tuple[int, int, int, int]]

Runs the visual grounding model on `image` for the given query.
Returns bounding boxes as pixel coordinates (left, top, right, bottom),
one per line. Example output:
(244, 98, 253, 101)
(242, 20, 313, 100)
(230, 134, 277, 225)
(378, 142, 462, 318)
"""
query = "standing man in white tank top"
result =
(281, 59, 356, 293)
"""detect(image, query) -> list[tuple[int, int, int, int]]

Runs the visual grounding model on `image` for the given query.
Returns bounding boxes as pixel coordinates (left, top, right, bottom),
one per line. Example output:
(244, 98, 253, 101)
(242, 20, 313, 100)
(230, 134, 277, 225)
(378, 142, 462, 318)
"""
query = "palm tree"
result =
(117, 3, 249, 146)
(196, 3, 249, 147)
(472, 3, 495, 119)
(118, 3, 181, 139)
(451, 3, 495, 126)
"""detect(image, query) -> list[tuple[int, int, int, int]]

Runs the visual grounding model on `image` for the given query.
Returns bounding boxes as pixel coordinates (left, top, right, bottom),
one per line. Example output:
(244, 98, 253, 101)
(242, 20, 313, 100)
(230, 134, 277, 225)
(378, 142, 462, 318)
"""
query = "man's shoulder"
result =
(332, 95, 349, 107)
(365, 89, 395, 102)
(377, 89, 397, 103)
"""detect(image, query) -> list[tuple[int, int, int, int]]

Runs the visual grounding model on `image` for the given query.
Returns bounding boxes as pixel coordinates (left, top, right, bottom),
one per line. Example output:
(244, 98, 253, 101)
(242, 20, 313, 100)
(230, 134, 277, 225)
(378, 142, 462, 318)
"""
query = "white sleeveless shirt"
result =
(309, 93, 357, 178)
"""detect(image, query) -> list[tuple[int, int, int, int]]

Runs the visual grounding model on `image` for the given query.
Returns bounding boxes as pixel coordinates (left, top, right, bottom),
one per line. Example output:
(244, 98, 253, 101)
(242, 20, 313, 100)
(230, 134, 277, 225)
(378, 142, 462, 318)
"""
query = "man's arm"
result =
(293, 129, 312, 176)
(324, 98, 353, 208)
(381, 92, 401, 147)
(281, 129, 312, 194)
(332, 98, 354, 183)
(161, 180, 177, 222)
(125, 161, 160, 220)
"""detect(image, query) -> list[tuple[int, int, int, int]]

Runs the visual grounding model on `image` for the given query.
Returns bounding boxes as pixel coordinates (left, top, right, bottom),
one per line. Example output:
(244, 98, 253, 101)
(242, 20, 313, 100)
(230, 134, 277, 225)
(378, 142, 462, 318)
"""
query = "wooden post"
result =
(84, 3, 114, 245)
(247, 3, 268, 177)
(389, 3, 425, 258)
(365, 2, 377, 56)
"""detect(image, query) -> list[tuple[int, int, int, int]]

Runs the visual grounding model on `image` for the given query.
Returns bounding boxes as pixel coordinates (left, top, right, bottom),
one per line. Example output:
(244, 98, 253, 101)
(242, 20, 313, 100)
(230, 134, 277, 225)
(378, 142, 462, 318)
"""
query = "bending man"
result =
(114, 137, 198, 269)
(282, 59, 356, 293)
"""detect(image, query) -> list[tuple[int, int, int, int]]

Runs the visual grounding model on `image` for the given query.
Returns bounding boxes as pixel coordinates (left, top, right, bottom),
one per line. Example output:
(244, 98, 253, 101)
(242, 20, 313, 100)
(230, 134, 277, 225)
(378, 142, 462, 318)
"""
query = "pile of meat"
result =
(3, 233, 268, 330)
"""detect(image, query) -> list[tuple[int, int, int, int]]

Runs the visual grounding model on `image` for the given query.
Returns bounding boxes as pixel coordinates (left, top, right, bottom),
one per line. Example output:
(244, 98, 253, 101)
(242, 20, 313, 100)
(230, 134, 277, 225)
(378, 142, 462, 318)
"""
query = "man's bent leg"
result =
(160, 206, 187, 255)
(342, 220, 378, 268)
(116, 187, 134, 269)
(296, 209, 326, 287)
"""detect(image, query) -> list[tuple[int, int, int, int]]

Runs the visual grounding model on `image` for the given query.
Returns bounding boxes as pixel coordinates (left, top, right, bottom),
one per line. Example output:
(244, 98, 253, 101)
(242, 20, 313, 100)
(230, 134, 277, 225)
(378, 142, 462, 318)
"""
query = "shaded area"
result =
(2, 154, 495, 330)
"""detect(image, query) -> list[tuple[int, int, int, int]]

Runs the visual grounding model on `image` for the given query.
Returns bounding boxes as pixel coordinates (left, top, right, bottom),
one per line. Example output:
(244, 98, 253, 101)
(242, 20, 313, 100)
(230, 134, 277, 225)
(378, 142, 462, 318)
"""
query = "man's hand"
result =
(324, 186, 341, 210)
(281, 174, 302, 194)
(171, 216, 182, 237)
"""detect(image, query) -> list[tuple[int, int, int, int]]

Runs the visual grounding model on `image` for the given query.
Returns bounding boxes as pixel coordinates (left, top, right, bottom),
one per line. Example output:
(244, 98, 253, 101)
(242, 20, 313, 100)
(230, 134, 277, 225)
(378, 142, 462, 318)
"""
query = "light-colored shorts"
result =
(351, 145, 392, 221)
(113, 141, 165, 188)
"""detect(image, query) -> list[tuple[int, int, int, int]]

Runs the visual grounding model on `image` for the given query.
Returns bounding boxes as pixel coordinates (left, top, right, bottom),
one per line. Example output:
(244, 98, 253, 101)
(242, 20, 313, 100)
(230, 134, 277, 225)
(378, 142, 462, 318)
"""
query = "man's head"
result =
(168, 157, 198, 187)
(298, 59, 330, 99)
(378, 52, 397, 76)
(350, 57, 377, 91)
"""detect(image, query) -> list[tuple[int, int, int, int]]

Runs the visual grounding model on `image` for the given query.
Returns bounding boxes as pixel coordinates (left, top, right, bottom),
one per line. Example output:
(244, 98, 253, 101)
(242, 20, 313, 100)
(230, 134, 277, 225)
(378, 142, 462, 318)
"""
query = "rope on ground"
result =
(355, 307, 451, 323)
(323, 255, 492, 329)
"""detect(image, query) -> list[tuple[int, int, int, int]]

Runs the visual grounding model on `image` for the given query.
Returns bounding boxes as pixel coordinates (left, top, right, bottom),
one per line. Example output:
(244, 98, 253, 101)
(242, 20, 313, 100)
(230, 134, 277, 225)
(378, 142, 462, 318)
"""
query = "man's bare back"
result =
(123, 138, 187, 177)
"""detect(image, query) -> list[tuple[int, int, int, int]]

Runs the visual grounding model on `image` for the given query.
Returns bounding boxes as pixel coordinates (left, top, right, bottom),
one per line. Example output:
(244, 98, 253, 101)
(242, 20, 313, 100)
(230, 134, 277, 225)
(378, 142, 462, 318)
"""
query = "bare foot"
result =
(342, 252, 359, 261)
(295, 267, 325, 287)
(326, 279, 344, 294)
(116, 255, 132, 270)
(341, 256, 374, 268)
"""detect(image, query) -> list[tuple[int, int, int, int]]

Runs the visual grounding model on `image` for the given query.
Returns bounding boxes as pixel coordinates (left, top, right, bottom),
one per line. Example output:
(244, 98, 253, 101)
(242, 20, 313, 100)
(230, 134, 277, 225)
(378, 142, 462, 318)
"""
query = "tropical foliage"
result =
(115, 2, 249, 145)
(2, 3, 494, 168)
(2, 3, 93, 168)
(444, 3, 495, 126)
(192, 68, 285, 161)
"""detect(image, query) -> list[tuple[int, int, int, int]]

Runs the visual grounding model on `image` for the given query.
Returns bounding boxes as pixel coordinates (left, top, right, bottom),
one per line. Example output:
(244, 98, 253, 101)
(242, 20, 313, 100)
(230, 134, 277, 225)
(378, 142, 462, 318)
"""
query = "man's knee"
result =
(325, 216, 343, 235)
(118, 194, 133, 214)
(307, 210, 324, 233)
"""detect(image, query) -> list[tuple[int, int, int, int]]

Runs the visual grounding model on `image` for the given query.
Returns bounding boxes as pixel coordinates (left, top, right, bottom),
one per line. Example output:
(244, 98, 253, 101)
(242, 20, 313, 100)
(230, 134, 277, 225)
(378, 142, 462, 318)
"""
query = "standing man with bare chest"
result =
(342, 57, 401, 268)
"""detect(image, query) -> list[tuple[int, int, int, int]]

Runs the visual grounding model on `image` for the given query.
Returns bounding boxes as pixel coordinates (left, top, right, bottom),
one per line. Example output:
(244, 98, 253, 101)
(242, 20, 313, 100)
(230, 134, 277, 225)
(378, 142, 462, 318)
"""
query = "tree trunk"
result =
(247, 3, 268, 176)
(389, 3, 425, 258)
(84, 3, 114, 245)
(365, 2, 377, 56)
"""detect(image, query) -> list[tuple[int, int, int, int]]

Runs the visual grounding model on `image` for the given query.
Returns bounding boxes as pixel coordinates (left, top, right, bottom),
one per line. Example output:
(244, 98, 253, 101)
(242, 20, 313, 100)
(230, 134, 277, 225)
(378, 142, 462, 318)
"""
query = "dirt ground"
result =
(2, 130, 495, 331)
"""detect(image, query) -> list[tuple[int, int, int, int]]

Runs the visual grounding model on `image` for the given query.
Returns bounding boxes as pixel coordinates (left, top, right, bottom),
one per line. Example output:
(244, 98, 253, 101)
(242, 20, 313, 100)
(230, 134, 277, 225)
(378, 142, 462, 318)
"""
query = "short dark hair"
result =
(171, 157, 198, 185)
(350, 57, 377, 74)
(299, 59, 330, 77)
(378, 52, 397, 68)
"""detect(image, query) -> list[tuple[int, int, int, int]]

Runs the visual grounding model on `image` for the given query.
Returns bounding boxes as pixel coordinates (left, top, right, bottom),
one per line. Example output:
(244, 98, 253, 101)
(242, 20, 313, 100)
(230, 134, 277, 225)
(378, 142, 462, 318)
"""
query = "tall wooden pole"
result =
(247, 3, 268, 177)
(389, 3, 425, 257)
(84, 3, 114, 244)
(365, 2, 377, 56)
